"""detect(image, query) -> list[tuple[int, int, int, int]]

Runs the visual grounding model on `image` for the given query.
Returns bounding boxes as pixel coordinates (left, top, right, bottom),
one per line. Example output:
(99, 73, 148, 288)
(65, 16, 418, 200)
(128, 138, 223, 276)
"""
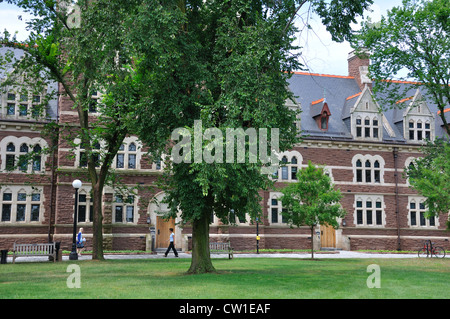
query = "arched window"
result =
(268, 193, 287, 225)
(33, 145, 42, 171)
(291, 156, 298, 180)
(281, 156, 288, 180)
(353, 155, 385, 184)
(128, 143, 137, 169)
(272, 151, 302, 182)
(20, 144, 28, 153)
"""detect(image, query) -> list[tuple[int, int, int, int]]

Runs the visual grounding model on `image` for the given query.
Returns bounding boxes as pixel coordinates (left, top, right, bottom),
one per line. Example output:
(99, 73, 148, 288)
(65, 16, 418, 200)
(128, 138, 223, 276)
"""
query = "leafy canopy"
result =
(281, 161, 346, 229)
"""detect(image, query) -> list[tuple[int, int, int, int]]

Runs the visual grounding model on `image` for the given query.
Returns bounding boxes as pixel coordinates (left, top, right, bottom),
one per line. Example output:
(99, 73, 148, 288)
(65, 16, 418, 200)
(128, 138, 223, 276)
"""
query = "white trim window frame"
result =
(2, 90, 45, 119)
(354, 114, 381, 141)
(268, 192, 288, 225)
(352, 154, 385, 184)
(272, 150, 302, 182)
(354, 195, 385, 227)
(0, 186, 44, 223)
(113, 194, 138, 224)
(76, 188, 93, 224)
(0, 136, 46, 173)
(408, 197, 438, 228)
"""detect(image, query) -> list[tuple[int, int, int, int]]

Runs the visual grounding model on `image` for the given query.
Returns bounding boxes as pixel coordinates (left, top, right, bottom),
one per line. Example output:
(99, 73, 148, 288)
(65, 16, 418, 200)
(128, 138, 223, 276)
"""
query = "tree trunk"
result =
(188, 213, 215, 274)
(91, 183, 104, 260)
(310, 226, 314, 260)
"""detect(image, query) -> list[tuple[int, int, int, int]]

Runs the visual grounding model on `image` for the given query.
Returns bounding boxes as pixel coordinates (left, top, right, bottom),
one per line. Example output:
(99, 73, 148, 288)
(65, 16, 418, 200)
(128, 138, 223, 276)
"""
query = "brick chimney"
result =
(348, 49, 371, 91)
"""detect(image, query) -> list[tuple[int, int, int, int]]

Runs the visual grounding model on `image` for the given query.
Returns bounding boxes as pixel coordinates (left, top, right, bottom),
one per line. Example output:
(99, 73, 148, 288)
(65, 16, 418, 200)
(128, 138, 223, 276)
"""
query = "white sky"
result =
(0, 0, 404, 76)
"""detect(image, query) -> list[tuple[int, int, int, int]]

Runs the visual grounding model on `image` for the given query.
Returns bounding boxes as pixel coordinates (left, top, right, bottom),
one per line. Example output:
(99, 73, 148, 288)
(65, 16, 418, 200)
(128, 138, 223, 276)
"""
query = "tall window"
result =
(408, 197, 436, 228)
(114, 139, 140, 170)
(0, 187, 43, 223)
(1, 138, 46, 173)
(408, 120, 431, 141)
(268, 193, 287, 225)
(354, 195, 384, 227)
(353, 155, 384, 184)
(5, 143, 15, 171)
(2, 91, 44, 118)
(77, 192, 93, 223)
(113, 194, 136, 223)
(355, 115, 381, 140)
(272, 151, 302, 182)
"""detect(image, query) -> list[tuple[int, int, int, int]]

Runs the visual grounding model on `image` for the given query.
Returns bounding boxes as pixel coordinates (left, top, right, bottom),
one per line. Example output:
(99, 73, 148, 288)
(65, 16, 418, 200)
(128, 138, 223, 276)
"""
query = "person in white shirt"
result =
(164, 228, 178, 257)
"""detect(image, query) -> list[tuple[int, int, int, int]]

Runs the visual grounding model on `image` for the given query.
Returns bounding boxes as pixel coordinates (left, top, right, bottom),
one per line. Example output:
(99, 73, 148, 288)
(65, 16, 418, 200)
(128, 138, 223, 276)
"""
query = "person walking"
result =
(164, 228, 178, 257)
(76, 227, 86, 257)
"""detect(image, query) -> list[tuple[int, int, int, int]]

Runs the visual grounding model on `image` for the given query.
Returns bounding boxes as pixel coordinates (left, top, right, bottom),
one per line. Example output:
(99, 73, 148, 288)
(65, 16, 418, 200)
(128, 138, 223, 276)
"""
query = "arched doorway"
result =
(148, 192, 180, 249)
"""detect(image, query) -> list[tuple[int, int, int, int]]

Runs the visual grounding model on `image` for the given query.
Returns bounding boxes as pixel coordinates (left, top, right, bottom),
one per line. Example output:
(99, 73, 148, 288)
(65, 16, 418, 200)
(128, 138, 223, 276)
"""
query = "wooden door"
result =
(320, 224, 336, 248)
(156, 217, 175, 248)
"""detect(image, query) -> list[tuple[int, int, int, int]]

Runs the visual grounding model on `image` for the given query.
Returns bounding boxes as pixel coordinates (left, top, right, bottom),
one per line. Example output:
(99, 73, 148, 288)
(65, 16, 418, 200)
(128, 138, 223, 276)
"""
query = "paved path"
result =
(5, 250, 448, 263)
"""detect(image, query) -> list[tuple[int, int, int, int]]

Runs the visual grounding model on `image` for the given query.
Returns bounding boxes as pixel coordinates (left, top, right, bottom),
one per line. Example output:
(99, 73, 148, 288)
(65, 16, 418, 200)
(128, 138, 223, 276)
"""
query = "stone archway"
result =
(148, 192, 182, 250)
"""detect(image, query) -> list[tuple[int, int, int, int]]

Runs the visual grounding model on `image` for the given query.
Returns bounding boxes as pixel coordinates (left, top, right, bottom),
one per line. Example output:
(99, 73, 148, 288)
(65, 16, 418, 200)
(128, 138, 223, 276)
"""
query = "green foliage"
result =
(280, 161, 346, 229)
(352, 0, 450, 134)
(406, 139, 450, 227)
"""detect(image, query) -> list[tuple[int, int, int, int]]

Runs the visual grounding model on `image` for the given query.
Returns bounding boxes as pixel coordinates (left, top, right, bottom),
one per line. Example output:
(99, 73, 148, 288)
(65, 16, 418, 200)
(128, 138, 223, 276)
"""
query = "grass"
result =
(0, 257, 449, 299)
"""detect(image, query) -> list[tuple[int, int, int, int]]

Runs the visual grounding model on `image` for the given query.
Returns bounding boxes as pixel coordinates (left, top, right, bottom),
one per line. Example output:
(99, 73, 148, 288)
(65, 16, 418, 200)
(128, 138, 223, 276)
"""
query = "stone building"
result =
(1, 47, 449, 252)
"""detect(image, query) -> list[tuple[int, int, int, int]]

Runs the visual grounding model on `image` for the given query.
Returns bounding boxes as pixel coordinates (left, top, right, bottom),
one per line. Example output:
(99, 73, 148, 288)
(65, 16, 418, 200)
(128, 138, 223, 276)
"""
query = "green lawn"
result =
(1, 257, 449, 299)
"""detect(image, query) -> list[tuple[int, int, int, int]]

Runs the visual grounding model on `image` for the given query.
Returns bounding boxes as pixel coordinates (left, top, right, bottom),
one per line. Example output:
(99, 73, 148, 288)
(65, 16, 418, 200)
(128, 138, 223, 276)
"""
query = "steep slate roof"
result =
(287, 72, 449, 143)
(288, 72, 360, 140)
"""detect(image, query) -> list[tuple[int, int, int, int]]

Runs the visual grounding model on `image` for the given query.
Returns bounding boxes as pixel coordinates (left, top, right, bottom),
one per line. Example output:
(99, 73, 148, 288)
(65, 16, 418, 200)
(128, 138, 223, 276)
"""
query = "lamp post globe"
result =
(69, 180, 82, 260)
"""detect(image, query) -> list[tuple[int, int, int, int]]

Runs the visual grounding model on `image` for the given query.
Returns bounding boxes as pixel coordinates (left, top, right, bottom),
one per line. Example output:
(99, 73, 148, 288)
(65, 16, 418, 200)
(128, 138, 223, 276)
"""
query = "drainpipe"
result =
(393, 147, 401, 251)
(47, 124, 59, 243)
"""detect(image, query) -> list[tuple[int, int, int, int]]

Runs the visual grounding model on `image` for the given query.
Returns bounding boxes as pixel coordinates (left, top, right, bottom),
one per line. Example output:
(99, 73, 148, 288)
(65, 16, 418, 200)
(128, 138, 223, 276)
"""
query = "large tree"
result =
(352, 0, 450, 135)
(0, 0, 179, 259)
(133, 0, 373, 274)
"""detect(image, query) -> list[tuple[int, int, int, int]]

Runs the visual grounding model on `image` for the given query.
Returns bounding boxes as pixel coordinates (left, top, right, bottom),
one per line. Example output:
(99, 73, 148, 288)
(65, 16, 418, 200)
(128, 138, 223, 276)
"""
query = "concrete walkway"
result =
(4, 250, 447, 263)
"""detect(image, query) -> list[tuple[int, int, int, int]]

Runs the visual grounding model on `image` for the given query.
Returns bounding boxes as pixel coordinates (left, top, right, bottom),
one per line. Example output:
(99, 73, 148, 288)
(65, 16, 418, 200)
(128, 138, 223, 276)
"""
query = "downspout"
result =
(48, 120, 59, 243)
(393, 147, 401, 251)
(47, 124, 59, 243)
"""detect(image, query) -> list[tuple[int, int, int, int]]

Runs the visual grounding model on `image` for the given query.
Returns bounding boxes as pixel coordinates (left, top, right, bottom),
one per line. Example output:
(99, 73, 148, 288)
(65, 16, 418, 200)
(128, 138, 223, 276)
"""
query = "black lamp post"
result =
(69, 179, 82, 260)
(256, 217, 259, 254)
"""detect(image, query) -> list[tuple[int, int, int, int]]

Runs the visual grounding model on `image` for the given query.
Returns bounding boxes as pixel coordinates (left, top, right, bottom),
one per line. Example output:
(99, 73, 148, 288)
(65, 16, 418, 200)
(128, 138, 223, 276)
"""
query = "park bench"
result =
(13, 242, 56, 264)
(209, 241, 233, 259)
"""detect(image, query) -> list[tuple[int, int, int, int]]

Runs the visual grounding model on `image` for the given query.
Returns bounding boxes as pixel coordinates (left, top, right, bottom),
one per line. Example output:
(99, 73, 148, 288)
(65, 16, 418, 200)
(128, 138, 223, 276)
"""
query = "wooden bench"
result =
(209, 241, 233, 259)
(13, 242, 56, 264)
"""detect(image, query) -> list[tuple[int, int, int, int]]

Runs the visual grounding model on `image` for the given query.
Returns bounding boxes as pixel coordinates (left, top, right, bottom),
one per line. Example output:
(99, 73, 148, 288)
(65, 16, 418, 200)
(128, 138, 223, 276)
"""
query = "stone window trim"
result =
(272, 150, 302, 182)
(2, 89, 45, 119)
(354, 114, 381, 140)
(0, 186, 44, 224)
(407, 118, 432, 142)
(352, 154, 385, 184)
(407, 196, 438, 228)
(75, 188, 94, 224)
(229, 209, 250, 225)
(268, 192, 288, 225)
(0, 136, 47, 173)
(73, 136, 143, 170)
(353, 194, 385, 227)
(113, 193, 139, 224)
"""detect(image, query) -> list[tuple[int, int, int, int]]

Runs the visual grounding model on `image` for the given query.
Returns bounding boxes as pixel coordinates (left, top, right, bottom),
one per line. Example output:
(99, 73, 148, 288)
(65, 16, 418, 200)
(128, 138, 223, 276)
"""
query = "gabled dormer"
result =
(310, 98, 331, 131)
(350, 86, 383, 141)
(401, 89, 435, 142)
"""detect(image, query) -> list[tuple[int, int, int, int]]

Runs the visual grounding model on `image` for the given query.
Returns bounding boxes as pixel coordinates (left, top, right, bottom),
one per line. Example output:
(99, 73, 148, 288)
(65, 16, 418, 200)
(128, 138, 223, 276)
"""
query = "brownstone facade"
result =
(1, 49, 449, 253)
